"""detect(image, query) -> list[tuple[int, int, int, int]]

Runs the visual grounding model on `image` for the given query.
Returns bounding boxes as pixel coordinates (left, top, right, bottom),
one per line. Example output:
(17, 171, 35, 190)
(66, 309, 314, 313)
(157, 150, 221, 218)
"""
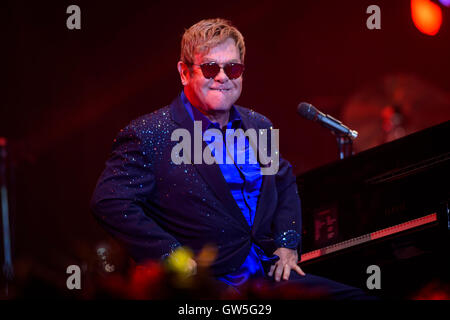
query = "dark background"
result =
(1, 0, 449, 295)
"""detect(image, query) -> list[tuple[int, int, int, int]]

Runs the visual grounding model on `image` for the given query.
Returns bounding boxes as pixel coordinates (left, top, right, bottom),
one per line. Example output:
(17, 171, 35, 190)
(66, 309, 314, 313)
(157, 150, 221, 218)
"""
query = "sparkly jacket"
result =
(90, 95, 302, 276)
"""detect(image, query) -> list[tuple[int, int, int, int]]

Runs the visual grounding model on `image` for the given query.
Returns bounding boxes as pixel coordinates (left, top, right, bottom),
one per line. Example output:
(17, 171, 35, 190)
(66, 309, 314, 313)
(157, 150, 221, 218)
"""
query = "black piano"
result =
(296, 120, 450, 299)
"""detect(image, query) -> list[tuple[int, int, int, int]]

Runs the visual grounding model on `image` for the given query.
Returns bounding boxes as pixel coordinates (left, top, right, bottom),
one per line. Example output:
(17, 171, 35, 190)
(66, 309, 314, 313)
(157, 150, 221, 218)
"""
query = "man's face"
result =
(179, 38, 243, 114)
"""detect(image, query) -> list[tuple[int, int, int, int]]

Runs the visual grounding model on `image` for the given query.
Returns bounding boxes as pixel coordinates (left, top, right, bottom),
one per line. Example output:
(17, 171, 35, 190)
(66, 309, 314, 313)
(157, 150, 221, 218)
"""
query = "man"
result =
(91, 18, 371, 299)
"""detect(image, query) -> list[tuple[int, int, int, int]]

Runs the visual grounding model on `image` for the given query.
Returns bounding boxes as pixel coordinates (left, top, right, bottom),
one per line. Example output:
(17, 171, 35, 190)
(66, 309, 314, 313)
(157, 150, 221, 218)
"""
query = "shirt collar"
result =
(180, 91, 242, 132)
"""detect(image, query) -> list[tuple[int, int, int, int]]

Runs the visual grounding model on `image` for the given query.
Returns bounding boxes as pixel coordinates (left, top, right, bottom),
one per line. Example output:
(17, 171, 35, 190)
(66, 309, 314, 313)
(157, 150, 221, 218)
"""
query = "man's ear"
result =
(177, 61, 189, 86)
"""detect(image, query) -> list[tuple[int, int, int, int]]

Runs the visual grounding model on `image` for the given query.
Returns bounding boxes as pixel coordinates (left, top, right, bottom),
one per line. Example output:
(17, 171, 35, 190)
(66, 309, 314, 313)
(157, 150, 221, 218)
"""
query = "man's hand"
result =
(268, 247, 305, 282)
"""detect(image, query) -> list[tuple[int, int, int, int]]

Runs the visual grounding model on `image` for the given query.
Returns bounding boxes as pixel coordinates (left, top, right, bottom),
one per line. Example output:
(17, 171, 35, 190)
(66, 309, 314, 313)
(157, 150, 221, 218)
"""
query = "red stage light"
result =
(411, 0, 443, 35)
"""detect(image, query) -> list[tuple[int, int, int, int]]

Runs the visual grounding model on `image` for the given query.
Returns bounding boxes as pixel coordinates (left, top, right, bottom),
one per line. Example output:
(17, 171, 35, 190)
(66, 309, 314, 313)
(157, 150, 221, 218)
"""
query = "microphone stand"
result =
(336, 134, 354, 160)
(0, 138, 13, 297)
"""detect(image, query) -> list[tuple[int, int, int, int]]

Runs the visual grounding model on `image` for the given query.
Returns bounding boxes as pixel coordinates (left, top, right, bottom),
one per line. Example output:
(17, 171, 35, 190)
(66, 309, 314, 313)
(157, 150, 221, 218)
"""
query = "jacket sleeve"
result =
(264, 119, 302, 255)
(90, 125, 181, 263)
(272, 154, 302, 254)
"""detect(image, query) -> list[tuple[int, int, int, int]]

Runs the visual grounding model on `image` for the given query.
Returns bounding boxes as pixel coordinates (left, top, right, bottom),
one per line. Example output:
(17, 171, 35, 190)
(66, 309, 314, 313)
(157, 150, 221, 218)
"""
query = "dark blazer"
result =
(91, 95, 302, 276)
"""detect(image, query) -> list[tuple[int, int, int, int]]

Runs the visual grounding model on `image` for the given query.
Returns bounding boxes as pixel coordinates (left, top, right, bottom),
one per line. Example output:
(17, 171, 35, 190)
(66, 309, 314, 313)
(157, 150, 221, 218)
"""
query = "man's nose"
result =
(214, 67, 229, 83)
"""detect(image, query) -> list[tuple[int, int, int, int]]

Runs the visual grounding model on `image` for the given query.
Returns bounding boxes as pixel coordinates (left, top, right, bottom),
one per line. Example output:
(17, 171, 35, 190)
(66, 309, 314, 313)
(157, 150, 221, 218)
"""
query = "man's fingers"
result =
(274, 263, 284, 282)
(282, 263, 291, 281)
(270, 260, 304, 282)
(268, 264, 275, 277)
(293, 264, 306, 276)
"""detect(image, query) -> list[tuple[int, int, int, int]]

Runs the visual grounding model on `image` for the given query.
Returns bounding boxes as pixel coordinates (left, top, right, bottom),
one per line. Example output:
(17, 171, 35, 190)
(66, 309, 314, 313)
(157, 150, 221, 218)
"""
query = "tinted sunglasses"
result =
(191, 62, 245, 80)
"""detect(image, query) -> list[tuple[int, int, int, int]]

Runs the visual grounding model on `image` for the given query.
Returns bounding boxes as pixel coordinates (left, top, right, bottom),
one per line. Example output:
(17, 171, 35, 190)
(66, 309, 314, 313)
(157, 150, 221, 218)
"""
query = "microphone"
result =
(297, 102, 358, 139)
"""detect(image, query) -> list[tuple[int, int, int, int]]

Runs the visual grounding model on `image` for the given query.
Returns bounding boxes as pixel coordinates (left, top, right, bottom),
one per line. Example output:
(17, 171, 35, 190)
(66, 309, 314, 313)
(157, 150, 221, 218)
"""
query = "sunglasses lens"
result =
(199, 62, 244, 79)
(200, 63, 220, 79)
(224, 63, 244, 79)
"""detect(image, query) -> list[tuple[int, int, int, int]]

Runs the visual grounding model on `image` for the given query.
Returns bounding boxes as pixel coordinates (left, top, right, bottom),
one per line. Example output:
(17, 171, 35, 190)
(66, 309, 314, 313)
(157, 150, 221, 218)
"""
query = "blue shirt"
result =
(180, 91, 274, 287)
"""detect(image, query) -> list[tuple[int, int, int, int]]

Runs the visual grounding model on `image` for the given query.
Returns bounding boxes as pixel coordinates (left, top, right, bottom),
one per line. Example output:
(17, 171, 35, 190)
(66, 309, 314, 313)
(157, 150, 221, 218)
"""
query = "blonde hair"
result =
(180, 18, 245, 65)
